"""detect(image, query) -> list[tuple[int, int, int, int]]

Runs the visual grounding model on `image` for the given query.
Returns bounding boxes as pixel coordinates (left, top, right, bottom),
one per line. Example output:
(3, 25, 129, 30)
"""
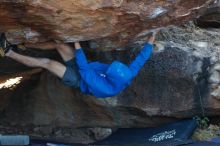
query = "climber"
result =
(0, 31, 157, 98)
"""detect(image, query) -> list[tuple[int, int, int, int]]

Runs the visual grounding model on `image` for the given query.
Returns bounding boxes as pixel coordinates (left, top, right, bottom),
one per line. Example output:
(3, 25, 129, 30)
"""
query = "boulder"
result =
(1, 24, 220, 129)
(0, 0, 214, 49)
(0, 0, 218, 143)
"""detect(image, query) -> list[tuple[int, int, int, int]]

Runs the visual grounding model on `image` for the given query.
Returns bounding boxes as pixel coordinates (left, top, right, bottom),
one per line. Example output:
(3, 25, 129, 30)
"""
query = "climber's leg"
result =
(0, 34, 80, 87)
(25, 41, 57, 50)
(56, 43, 75, 62)
(26, 42, 75, 62)
(6, 50, 66, 78)
(5, 49, 80, 88)
(56, 43, 80, 87)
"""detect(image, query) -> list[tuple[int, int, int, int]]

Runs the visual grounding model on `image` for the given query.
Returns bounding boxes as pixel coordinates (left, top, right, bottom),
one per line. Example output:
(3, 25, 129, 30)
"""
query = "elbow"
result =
(78, 65, 91, 71)
(130, 69, 138, 77)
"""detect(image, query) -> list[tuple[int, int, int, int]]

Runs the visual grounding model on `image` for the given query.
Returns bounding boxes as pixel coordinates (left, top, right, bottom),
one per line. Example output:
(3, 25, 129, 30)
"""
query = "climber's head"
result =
(106, 61, 133, 84)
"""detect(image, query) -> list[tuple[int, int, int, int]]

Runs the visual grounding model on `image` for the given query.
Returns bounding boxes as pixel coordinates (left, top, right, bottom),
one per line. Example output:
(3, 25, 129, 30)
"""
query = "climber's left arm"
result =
(128, 31, 157, 77)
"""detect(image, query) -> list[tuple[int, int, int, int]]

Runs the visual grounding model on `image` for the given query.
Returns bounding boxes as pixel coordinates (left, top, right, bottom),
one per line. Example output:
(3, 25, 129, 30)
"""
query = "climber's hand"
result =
(74, 42, 81, 50)
(148, 30, 158, 45)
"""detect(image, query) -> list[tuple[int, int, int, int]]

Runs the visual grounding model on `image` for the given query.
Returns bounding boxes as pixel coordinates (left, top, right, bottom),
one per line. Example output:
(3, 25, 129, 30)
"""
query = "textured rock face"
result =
(0, 0, 213, 49)
(0, 0, 218, 143)
(1, 24, 220, 130)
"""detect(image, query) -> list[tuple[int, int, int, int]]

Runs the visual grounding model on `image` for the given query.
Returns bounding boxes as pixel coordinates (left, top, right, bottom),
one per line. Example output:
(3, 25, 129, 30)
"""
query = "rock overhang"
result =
(0, 0, 214, 50)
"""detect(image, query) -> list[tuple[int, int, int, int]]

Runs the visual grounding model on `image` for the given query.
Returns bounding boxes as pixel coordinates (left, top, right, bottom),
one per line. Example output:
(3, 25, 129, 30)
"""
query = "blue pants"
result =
(62, 59, 80, 88)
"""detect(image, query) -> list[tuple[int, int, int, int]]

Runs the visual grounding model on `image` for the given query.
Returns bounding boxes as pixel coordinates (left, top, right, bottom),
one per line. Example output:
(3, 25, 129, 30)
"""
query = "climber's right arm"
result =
(75, 42, 89, 70)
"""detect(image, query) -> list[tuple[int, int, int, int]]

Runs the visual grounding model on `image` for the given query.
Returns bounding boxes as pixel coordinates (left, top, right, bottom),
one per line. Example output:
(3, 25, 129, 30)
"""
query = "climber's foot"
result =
(0, 34, 11, 57)
(17, 44, 27, 50)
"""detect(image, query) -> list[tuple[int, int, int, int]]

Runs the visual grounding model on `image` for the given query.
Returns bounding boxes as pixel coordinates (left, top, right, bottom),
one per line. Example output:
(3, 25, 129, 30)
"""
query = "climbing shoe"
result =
(0, 33, 11, 57)
(17, 44, 26, 50)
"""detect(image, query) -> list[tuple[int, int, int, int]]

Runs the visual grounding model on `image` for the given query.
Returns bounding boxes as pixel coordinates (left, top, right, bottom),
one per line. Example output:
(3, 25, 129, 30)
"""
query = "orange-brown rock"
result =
(0, 0, 214, 50)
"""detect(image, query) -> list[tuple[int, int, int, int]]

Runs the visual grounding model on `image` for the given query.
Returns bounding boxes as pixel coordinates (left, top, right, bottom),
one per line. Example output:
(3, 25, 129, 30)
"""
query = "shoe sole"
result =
(0, 47, 5, 57)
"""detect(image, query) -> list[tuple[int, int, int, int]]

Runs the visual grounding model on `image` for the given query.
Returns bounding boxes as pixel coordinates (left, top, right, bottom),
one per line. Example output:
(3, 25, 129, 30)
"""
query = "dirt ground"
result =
(192, 124, 220, 141)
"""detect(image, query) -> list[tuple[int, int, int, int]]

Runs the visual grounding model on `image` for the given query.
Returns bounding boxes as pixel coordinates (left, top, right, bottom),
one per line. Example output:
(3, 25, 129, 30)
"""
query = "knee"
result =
(40, 58, 54, 68)
(57, 44, 72, 51)
(56, 43, 64, 49)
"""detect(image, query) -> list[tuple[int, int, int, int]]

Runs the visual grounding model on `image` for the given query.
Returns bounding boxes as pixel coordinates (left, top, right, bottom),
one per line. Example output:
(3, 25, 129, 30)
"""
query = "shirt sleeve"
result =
(129, 43, 153, 77)
(75, 48, 90, 70)
(75, 48, 98, 85)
